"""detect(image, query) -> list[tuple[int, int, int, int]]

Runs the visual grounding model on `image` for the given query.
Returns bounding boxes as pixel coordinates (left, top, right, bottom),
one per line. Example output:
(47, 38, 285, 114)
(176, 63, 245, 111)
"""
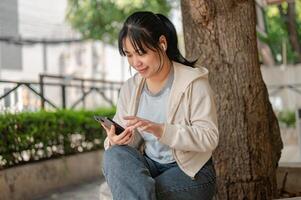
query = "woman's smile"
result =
(137, 67, 148, 73)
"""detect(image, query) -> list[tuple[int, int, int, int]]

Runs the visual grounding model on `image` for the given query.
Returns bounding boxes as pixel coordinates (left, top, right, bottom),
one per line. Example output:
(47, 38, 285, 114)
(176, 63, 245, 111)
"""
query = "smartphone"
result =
(94, 115, 125, 135)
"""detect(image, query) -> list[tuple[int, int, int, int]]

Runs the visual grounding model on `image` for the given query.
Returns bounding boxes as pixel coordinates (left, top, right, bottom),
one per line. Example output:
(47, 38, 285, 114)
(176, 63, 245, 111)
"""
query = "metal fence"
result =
(268, 83, 301, 97)
(0, 74, 123, 111)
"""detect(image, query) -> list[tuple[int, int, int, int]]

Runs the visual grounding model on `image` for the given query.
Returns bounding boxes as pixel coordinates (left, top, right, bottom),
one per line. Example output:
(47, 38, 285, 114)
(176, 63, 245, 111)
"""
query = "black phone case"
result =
(94, 116, 125, 135)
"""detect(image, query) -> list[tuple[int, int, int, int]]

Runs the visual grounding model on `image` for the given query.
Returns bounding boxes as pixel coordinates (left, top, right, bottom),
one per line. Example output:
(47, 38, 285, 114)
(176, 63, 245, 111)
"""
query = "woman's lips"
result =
(137, 67, 148, 73)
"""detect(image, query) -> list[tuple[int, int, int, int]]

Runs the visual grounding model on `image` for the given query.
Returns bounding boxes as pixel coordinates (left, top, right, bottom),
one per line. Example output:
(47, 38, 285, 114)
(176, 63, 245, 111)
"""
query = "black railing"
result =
(0, 74, 123, 111)
(267, 83, 301, 97)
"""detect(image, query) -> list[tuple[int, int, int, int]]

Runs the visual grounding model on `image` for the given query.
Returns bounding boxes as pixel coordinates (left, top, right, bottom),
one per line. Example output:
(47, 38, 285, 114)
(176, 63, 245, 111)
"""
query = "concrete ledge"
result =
(0, 150, 103, 200)
(1, 156, 299, 200)
(277, 162, 301, 194)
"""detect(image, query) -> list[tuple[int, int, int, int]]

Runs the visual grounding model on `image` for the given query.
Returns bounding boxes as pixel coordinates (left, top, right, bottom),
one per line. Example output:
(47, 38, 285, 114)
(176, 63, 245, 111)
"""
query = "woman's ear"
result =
(159, 35, 167, 51)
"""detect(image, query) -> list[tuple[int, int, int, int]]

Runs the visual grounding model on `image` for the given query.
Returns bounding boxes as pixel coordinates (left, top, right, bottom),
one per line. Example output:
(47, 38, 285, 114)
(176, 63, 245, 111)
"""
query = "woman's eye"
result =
(138, 51, 146, 56)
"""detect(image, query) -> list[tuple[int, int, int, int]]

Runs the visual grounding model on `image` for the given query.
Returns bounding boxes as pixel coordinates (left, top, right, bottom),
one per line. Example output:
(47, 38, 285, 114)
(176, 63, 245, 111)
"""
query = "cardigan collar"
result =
(130, 61, 209, 118)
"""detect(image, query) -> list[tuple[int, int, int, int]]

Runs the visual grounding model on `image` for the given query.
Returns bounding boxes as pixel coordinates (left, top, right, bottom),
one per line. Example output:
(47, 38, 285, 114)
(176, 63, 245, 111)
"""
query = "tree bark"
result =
(181, 0, 283, 199)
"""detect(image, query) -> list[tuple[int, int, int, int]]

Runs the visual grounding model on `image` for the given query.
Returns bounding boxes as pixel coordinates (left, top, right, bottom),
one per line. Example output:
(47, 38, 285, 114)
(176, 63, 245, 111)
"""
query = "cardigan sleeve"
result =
(158, 77, 219, 152)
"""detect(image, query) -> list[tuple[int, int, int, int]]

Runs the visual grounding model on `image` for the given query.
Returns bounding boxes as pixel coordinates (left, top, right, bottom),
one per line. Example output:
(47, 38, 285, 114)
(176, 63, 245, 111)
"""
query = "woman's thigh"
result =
(155, 160, 216, 200)
(103, 146, 156, 200)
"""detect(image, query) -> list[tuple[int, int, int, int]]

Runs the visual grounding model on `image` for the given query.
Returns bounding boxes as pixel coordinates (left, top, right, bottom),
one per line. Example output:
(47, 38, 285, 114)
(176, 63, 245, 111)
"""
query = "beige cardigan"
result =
(104, 61, 219, 178)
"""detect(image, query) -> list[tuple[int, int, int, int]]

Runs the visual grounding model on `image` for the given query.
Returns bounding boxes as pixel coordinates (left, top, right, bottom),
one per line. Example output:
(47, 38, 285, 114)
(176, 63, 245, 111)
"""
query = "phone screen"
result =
(94, 115, 125, 135)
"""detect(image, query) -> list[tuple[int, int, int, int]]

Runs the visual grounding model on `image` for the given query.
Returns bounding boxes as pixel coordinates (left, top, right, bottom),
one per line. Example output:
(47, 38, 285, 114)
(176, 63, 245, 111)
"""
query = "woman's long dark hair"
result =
(118, 11, 196, 67)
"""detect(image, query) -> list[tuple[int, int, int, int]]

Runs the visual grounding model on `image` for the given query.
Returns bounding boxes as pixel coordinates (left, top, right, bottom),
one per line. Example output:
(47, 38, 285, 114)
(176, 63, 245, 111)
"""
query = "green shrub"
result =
(277, 110, 296, 128)
(0, 107, 115, 169)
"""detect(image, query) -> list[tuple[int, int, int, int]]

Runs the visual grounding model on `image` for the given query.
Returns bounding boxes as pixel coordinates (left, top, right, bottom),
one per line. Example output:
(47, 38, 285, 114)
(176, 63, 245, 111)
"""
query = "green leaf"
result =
(66, 0, 172, 44)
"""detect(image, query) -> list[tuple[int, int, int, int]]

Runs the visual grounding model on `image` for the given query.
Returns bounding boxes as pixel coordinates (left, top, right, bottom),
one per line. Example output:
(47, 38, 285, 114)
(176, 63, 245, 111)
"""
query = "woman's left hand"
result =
(123, 116, 164, 138)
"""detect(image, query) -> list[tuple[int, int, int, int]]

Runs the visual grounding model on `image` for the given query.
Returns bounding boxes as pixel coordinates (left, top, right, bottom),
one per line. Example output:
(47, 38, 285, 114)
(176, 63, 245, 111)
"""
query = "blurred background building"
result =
(0, 0, 129, 112)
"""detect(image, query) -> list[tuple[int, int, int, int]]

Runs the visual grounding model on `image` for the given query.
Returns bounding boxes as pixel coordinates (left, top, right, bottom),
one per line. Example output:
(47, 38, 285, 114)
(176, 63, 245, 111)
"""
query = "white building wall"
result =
(0, 0, 22, 72)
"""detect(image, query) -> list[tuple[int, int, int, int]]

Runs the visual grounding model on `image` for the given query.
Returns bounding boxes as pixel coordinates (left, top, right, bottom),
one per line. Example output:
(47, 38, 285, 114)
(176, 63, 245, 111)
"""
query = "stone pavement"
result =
(35, 178, 111, 200)
(35, 177, 301, 200)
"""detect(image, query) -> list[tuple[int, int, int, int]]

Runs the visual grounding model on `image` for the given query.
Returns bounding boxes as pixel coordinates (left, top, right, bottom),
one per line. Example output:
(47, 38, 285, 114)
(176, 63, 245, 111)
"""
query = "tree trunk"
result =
(181, 0, 283, 199)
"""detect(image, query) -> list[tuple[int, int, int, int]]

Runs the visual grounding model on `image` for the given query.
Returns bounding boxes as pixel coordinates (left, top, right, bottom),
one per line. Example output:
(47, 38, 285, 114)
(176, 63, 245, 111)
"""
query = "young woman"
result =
(101, 11, 219, 200)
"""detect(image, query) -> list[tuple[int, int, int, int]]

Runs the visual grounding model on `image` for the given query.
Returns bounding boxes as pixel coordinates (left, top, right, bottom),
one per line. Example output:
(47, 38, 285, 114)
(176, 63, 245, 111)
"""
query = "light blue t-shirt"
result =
(136, 68, 175, 164)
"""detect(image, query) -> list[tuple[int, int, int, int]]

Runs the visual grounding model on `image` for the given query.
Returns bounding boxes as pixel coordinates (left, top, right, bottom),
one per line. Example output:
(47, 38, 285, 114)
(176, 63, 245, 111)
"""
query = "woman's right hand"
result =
(101, 124, 133, 146)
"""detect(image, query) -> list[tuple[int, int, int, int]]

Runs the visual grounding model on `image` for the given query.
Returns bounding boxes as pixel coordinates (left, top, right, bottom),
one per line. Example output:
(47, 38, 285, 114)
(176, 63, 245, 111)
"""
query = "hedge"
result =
(0, 108, 115, 169)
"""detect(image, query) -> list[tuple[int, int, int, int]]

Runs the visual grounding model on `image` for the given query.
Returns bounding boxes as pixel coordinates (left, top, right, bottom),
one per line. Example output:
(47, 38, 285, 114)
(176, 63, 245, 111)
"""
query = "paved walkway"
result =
(35, 178, 109, 200)
(35, 178, 301, 200)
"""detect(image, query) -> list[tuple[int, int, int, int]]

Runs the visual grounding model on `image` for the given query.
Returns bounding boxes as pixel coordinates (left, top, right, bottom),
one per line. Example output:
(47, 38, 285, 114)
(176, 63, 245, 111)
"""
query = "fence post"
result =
(61, 84, 66, 109)
(297, 108, 301, 161)
(110, 83, 114, 105)
(81, 80, 86, 109)
(39, 75, 45, 109)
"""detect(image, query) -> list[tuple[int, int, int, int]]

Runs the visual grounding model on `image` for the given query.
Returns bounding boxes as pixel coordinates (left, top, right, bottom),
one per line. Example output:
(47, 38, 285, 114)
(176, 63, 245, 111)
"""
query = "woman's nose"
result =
(132, 55, 142, 67)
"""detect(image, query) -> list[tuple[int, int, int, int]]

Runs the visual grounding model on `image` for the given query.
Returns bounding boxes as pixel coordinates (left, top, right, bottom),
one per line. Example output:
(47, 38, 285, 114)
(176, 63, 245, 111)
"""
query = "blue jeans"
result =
(103, 145, 216, 200)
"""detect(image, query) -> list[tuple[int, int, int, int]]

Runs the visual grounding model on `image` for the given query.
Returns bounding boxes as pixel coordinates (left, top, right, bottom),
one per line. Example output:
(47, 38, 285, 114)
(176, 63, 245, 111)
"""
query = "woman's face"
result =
(123, 37, 162, 78)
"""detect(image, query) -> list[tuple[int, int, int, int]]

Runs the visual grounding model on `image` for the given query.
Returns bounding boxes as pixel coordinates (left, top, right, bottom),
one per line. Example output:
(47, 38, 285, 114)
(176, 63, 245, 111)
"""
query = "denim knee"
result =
(103, 145, 137, 174)
(103, 146, 156, 200)
(104, 146, 124, 166)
